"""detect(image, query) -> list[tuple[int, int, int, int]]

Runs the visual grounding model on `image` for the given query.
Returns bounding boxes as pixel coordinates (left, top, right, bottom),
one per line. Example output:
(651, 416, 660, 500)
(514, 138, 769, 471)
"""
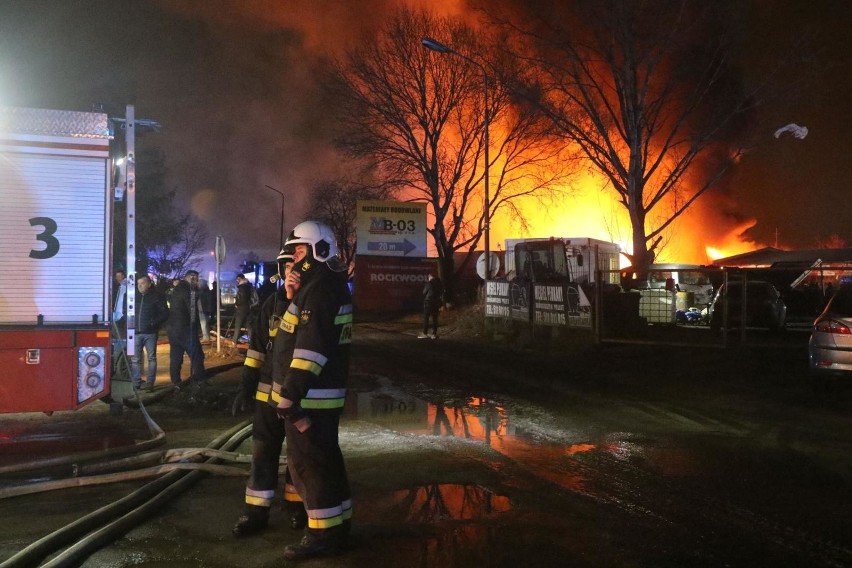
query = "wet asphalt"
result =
(0, 318, 850, 567)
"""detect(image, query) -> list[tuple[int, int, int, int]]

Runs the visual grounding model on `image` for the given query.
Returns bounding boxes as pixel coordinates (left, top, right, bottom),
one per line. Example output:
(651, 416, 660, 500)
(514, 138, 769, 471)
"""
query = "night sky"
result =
(1, 0, 850, 270)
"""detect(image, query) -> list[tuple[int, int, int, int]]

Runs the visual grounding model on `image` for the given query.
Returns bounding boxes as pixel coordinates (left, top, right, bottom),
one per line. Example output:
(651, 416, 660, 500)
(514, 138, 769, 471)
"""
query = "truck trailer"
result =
(0, 107, 114, 413)
(504, 237, 622, 286)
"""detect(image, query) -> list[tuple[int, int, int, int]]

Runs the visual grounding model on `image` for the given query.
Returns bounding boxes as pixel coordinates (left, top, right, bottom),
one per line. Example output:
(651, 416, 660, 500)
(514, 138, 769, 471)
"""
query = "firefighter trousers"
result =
(245, 400, 300, 509)
(284, 409, 351, 529)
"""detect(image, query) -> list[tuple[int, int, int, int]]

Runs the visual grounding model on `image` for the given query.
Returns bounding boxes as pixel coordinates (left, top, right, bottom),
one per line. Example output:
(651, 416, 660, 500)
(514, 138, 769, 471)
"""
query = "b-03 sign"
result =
(356, 199, 427, 257)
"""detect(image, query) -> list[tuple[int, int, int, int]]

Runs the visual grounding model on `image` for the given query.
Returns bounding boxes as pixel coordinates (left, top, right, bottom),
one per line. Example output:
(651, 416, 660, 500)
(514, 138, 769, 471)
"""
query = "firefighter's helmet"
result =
(285, 221, 339, 263)
(277, 244, 296, 278)
(277, 244, 296, 262)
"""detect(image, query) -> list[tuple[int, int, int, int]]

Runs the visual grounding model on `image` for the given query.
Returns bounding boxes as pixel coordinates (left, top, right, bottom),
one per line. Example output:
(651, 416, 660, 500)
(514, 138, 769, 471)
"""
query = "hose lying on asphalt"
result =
(0, 447, 276, 500)
(0, 420, 253, 568)
(0, 462, 251, 499)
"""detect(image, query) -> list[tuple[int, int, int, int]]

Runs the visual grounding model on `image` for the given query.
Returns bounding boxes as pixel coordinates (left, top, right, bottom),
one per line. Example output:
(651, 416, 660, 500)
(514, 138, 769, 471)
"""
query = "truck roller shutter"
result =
(0, 153, 109, 325)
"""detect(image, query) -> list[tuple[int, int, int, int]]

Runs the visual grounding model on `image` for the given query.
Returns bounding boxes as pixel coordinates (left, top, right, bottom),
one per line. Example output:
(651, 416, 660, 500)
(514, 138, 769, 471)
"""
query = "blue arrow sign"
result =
(367, 239, 417, 255)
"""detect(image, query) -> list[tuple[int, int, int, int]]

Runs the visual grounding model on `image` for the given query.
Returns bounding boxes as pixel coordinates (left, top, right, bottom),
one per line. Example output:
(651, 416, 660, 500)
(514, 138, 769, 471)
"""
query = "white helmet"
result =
(285, 220, 339, 263)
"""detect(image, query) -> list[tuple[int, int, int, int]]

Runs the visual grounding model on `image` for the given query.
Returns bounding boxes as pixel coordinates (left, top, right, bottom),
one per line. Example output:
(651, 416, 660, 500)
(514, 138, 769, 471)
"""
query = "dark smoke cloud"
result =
(1, 0, 849, 272)
(0, 0, 418, 267)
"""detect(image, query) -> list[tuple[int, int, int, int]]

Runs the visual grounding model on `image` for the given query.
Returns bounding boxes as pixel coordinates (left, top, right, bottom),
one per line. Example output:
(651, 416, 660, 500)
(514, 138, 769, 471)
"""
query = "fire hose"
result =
(0, 419, 254, 568)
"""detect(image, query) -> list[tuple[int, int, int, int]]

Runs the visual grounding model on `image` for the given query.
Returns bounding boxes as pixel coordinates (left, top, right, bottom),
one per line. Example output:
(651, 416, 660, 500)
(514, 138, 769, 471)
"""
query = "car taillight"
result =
(813, 318, 852, 334)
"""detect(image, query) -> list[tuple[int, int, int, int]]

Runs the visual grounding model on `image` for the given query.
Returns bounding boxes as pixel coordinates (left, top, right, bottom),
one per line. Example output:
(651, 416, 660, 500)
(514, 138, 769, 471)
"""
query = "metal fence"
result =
(483, 263, 850, 347)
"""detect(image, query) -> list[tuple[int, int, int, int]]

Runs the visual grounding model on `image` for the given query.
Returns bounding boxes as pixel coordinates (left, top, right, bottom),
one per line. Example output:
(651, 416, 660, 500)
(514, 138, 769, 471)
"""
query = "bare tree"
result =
(306, 174, 390, 273)
(148, 216, 208, 279)
(493, 0, 785, 275)
(331, 8, 572, 297)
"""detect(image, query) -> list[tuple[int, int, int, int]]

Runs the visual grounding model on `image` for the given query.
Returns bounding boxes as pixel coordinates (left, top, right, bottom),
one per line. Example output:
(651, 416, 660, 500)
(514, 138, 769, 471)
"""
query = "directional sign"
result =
(367, 239, 417, 255)
(356, 200, 427, 257)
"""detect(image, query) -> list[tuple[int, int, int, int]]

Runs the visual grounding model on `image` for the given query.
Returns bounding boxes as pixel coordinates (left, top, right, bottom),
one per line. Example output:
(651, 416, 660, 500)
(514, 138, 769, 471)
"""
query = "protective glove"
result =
(231, 389, 255, 417)
(277, 403, 312, 432)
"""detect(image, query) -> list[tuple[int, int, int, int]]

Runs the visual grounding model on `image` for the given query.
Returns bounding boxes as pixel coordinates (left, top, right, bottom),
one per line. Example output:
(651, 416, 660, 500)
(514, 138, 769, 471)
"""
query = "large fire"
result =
(491, 169, 765, 267)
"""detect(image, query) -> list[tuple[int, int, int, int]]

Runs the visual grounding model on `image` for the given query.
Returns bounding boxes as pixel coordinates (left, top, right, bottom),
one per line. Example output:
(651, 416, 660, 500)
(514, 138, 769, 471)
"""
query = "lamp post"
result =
(421, 37, 491, 279)
(264, 184, 286, 249)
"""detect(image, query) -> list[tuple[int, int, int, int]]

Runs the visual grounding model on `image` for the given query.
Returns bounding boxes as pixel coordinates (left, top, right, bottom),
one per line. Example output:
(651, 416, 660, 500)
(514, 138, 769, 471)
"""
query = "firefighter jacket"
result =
(135, 288, 169, 334)
(241, 287, 289, 402)
(268, 261, 352, 424)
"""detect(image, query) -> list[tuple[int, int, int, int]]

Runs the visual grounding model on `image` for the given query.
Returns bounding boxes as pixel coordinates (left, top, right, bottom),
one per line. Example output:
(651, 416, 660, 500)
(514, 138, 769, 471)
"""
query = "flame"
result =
(491, 170, 635, 266)
(492, 169, 766, 266)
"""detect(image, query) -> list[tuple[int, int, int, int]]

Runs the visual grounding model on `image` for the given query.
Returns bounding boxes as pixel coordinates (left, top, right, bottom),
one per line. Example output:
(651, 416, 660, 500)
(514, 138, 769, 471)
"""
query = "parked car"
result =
(709, 280, 787, 331)
(809, 284, 852, 378)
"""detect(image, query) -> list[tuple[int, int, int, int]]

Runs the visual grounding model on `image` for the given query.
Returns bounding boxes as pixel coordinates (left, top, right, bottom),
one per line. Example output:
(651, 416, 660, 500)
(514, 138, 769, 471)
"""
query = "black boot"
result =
(285, 502, 308, 530)
(232, 506, 269, 537)
(283, 526, 346, 560)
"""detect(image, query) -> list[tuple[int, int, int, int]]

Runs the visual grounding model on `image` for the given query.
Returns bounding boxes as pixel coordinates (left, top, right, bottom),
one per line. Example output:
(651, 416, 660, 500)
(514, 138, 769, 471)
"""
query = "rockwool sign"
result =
(353, 256, 436, 312)
(356, 199, 427, 257)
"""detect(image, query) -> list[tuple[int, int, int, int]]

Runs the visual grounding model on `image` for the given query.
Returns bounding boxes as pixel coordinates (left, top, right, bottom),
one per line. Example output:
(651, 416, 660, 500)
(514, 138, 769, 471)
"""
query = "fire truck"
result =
(0, 107, 120, 413)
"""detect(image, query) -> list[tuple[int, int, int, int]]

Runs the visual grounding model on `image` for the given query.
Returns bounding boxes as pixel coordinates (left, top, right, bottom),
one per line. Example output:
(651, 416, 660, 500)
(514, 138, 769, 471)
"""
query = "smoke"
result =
(3, 0, 844, 272)
(146, 0, 473, 264)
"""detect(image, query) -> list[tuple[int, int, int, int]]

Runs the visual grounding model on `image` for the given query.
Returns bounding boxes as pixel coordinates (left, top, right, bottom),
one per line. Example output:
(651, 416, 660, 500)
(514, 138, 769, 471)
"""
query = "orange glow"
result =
(700, 218, 763, 262)
(566, 443, 596, 455)
(491, 171, 633, 266)
(491, 168, 766, 265)
(389, 484, 512, 522)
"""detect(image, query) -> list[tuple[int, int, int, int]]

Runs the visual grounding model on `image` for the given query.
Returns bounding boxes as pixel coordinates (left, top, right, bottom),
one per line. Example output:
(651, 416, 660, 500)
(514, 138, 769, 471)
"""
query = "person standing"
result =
(231, 273, 252, 342)
(166, 270, 206, 389)
(112, 269, 128, 325)
(232, 245, 307, 537)
(419, 273, 443, 339)
(131, 275, 169, 390)
(270, 221, 353, 560)
(111, 269, 129, 377)
(198, 279, 213, 342)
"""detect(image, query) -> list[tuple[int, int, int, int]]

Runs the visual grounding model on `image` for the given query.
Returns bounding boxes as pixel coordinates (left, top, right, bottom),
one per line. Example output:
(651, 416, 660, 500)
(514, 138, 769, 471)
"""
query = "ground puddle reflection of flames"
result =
(352, 390, 627, 497)
(373, 483, 512, 524)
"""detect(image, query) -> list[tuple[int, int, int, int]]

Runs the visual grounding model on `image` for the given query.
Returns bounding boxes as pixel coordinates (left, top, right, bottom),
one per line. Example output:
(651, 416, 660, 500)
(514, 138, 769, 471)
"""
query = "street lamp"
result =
(421, 37, 492, 279)
(264, 184, 286, 249)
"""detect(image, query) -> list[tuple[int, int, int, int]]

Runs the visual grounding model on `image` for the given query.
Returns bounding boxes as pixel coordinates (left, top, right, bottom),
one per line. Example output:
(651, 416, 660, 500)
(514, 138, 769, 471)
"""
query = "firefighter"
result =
(270, 220, 352, 560)
(232, 245, 308, 537)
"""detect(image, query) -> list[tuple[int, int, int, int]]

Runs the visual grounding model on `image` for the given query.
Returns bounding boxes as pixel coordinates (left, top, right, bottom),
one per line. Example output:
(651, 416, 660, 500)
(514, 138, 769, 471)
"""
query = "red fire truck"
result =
(0, 107, 116, 413)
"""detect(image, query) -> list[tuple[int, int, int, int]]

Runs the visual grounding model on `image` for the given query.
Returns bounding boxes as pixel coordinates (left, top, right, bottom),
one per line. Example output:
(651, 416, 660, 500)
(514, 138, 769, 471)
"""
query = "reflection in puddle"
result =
(0, 420, 136, 466)
(351, 390, 604, 493)
(356, 485, 523, 567)
(362, 483, 511, 524)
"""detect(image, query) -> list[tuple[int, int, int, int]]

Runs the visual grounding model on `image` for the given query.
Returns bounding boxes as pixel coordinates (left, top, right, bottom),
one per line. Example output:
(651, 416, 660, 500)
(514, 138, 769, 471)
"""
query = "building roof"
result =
(712, 247, 852, 268)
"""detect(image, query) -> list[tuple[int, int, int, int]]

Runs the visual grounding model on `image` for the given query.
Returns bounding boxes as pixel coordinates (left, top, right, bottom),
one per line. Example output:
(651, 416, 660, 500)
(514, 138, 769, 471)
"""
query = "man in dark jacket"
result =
(419, 274, 443, 339)
(166, 270, 206, 389)
(131, 275, 169, 390)
(231, 273, 253, 342)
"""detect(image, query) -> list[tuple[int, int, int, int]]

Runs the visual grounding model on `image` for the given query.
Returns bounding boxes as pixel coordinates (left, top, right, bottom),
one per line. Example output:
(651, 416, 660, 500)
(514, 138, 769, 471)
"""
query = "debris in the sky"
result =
(773, 123, 808, 140)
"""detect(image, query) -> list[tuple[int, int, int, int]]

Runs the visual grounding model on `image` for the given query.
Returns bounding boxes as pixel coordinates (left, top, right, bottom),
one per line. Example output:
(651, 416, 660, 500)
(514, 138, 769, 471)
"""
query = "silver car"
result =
(809, 284, 852, 378)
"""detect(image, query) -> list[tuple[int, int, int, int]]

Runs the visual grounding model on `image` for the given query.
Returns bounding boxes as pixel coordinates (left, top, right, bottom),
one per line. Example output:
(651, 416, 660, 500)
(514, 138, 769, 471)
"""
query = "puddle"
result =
(358, 483, 512, 524)
(349, 387, 604, 492)
(0, 420, 136, 466)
